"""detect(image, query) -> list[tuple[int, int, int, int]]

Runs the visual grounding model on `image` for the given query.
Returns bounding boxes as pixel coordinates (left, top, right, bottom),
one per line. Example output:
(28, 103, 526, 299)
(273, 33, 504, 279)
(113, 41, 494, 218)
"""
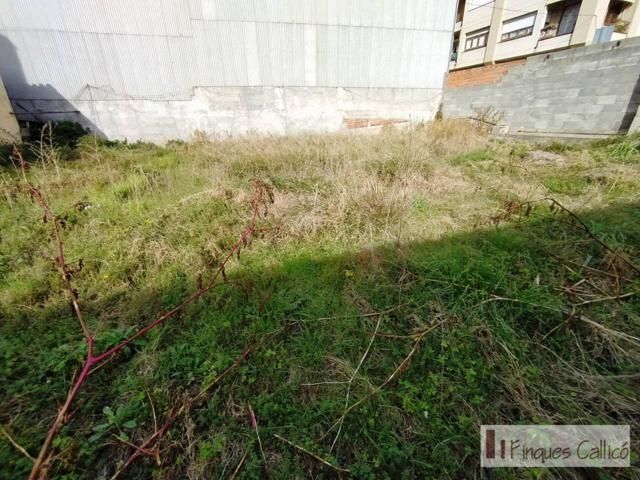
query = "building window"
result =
(605, 0, 628, 24)
(541, 2, 580, 40)
(452, 32, 460, 62)
(605, 0, 631, 33)
(456, 0, 466, 23)
(558, 3, 580, 35)
(465, 28, 489, 51)
(501, 12, 537, 42)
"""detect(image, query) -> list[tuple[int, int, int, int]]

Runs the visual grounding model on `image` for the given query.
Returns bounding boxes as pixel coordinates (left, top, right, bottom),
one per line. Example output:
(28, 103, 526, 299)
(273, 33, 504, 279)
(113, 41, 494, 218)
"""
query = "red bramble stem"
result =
(16, 147, 271, 480)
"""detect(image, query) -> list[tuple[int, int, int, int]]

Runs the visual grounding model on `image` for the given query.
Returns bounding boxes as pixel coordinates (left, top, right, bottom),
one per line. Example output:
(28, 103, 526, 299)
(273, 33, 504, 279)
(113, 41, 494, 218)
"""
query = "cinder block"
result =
(597, 112, 626, 124)
(597, 95, 619, 105)
(583, 104, 604, 115)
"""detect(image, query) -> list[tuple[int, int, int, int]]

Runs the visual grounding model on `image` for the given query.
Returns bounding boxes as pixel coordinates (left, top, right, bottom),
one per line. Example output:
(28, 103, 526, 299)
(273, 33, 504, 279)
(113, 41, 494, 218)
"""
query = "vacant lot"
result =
(1, 122, 639, 479)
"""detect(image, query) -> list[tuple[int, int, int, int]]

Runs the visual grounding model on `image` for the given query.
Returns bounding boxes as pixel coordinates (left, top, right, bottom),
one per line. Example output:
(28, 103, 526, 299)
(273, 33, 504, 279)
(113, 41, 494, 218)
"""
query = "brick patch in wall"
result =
(446, 59, 526, 88)
(344, 117, 407, 129)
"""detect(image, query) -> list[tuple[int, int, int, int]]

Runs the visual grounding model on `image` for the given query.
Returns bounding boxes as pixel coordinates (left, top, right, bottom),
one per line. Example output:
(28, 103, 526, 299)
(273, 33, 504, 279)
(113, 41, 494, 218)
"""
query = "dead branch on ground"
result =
(321, 320, 443, 441)
(110, 321, 296, 479)
(0, 425, 35, 462)
(330, 308, 383, 453)
(109, 342, 254, 480)
(274, 433, 351, 474)
(524, 197, 640, 274)
(228, 448, 249, 480)
(248, 402, 269, 473)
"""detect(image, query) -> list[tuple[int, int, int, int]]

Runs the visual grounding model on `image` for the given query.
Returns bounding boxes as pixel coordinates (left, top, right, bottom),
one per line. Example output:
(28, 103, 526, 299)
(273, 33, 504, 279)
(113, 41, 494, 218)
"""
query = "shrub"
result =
(29, 121, 89, 149)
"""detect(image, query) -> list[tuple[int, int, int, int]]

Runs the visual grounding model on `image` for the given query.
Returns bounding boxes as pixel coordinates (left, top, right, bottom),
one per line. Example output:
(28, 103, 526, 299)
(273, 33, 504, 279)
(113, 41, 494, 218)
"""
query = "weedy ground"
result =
(1, 121, 639, 479)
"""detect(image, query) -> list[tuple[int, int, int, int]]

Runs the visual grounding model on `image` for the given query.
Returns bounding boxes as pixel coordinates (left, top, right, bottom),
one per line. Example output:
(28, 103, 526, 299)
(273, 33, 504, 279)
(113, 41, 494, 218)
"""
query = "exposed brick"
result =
(343, 117, 406, 129)
(446, 60, 526, 89)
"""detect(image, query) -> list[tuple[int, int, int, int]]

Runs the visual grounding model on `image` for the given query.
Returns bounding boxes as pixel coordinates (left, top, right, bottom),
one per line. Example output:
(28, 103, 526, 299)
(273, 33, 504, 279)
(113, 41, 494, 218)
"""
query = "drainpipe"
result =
(484, 0, 506, 64)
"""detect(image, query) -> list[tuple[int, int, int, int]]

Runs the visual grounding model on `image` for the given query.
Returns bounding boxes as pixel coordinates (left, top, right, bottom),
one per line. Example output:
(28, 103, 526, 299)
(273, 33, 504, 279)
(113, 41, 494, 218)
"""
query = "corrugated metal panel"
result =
(188, 0, 203, 20)
(315, 24, 329, 86)
(303, 25, 316, 86)
(222, 22, 239, 84)
(1, 0, 191, 36)
(197, 0, 455, 29)
(199, 21, 227, 85)
(244, 22, 260, 85)
(0, 0, 456, 100)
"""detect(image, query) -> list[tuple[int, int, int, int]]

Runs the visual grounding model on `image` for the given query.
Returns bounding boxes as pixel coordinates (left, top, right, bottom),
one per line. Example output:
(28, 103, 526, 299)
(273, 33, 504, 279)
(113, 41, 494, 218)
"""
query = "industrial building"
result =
(0, 0, 457, 142)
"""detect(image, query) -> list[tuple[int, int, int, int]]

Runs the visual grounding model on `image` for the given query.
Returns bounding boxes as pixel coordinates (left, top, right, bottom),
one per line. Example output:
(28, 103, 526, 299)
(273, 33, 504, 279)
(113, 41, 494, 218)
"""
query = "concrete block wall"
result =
(444, 37, 640, 135)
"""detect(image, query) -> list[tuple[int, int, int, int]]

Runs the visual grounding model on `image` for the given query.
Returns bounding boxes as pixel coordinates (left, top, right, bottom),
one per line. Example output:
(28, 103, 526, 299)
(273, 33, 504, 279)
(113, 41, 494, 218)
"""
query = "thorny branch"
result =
(16, 147, 272, 480)
(526, 197, 640, 274)
(109, 343, 255, 480)
(18, 148, 93, 350)
(110, 321, 296, 479)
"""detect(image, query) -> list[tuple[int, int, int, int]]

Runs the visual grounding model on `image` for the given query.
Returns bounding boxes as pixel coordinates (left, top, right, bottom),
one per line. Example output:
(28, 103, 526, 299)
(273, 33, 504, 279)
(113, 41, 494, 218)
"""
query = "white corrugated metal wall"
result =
(0, 0, 456, 100)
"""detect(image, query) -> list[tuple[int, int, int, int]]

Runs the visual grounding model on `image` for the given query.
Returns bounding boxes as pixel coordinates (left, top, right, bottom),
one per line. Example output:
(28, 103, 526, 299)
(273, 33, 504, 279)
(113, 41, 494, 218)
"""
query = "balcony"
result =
(536, 30, 572, 52)
(540, 24, 560, 40)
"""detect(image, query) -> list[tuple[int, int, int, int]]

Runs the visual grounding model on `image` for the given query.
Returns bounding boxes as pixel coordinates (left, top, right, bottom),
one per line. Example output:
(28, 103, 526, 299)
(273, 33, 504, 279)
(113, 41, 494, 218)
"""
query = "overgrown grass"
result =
(1, 123, 639, 479)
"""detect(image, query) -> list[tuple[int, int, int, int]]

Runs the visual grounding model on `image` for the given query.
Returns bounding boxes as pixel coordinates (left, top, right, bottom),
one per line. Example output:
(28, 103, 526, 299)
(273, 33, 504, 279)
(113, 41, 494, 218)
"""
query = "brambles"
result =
(470, 105, 504, 132)
(14, 147, 271, 479)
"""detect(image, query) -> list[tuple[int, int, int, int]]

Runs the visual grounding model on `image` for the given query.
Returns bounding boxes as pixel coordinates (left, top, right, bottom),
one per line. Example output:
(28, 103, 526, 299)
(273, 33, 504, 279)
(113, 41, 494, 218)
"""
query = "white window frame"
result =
(500, 11, 537, 42)
(465, 28, 490, 51)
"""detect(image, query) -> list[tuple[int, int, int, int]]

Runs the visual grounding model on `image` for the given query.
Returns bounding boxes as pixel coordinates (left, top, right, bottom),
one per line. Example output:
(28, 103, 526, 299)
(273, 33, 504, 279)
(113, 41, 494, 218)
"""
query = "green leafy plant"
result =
(89, 406, 137, 443)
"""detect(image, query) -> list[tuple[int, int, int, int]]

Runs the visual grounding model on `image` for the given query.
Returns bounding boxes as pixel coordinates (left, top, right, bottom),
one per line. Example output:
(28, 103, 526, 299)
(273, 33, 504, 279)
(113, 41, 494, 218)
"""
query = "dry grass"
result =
(172, 120, 491, 245)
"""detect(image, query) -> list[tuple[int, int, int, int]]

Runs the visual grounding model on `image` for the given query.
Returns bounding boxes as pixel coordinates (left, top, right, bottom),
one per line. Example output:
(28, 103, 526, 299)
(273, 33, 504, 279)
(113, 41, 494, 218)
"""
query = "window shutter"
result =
(502, 12, 536, 35)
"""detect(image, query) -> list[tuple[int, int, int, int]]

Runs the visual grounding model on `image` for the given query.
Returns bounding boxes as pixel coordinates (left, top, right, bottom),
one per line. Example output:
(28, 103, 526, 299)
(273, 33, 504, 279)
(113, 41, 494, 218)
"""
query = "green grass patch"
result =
(450, 148, 494, 165)
(542, 174, 590, 195)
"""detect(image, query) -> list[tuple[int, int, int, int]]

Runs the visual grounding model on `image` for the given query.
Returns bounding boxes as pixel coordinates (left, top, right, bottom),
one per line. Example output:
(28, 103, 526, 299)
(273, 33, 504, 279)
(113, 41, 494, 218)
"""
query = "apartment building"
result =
(451, 0, 640, 69)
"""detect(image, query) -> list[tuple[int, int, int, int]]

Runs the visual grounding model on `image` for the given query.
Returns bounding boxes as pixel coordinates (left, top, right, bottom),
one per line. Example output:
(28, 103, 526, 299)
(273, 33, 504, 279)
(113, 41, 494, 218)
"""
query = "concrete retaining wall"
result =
(444, 37, 640, 135)
(11, 87, 442, 144)
(0, 76, 19, 142)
